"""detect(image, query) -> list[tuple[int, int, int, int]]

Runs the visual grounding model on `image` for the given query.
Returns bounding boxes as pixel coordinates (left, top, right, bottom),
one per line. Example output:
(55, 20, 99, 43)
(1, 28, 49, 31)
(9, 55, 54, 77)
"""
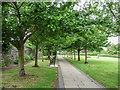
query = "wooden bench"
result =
(49, 56, 56, 67)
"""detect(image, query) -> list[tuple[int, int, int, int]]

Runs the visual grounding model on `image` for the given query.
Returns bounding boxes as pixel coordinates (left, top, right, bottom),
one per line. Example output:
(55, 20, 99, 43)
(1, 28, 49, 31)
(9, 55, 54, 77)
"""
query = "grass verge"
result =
(2, 59, 57, 88)
(64, 57, 118, 88)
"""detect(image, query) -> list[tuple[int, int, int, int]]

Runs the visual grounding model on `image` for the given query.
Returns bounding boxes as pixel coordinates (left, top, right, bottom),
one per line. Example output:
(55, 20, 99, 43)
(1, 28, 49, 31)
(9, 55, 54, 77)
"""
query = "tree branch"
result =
(8, 40, 18, 49)
(7, 3, 16, 9)
(23, 33, 33, 43)
(12, 2, 21, 23)
(19, 2, 24, 9)
(107, 3, 116, 19)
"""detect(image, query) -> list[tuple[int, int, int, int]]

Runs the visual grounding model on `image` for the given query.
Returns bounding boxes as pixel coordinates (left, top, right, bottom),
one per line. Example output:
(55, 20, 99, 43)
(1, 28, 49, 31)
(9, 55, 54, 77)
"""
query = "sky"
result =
(108, 36, 118, 45)
(103, 36, 118, 50)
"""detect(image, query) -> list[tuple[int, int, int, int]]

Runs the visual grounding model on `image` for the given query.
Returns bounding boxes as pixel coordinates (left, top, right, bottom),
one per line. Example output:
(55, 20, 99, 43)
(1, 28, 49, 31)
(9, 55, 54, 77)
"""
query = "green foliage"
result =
(2, 41, 12, 52)
(100, 50, 108, 54)
(0, 60, 5, 67)
(25, 40, 36, 51)
(29, 54, 34, 60)
(24, 54, 31, 61)
(2, 1, 119, 77)
(107, 44, 119, 54)
(43, 50, 48, 56)
(100, 54, 119, 58)
(80, 53, 98, 56)
(13, 54, 34, 64)
(117, 51, 120, 54)
(2, 56, 13, 66)
(13, 59, 18, 64)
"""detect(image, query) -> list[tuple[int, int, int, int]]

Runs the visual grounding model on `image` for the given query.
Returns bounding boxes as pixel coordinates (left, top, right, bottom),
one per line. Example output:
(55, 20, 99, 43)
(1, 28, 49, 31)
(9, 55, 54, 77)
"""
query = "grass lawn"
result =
(78, 56, 118, 61)
(2, 59, 57, 88)
(64, 57, 118, 88)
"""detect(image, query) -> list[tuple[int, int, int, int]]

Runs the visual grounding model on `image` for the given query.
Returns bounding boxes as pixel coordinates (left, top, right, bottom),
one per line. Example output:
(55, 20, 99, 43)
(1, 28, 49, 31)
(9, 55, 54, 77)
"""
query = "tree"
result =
(2, 2, 56, 76)
(2, 2, 37, 76)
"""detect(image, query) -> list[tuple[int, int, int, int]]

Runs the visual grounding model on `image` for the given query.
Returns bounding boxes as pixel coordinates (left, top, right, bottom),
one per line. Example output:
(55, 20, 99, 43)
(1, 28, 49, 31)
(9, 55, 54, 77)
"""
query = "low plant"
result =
(13, 59, 18, 64)
(24, 54, 31, 61)
(2, 56, 13, 66)
(29, 54, 34, 60)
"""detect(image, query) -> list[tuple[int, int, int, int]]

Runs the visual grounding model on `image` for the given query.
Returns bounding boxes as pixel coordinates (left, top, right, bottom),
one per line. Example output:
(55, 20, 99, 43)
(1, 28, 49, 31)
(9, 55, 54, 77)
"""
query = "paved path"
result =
(58, 55, 103, 88)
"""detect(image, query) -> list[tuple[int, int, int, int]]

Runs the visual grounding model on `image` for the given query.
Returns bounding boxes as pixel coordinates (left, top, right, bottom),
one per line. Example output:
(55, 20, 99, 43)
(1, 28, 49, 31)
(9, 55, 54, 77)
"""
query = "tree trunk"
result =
(85, 41, 88, 64)
(67, 51, 68, 57)
(18, 42, 25, 76)
(74, 49, 76, 60)
(48, 49, 50, 60)
(34, 43, 39, 67)
(41, 45, 44, 62)
(78, 47, 80, 61)
(71, 48, 73, 59)
(51, 52, 53, 56)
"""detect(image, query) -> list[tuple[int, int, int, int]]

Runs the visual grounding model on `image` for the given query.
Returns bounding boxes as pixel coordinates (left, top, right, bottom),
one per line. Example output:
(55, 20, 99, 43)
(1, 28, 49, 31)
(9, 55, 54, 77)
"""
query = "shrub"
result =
(117, 51, 120, 54)
(29, 54, 34, 60)
(2, 56, 13, 66)
(24, 54, 31, 61)
(13, 59, 18, 64)
(0, 60, 5, 67)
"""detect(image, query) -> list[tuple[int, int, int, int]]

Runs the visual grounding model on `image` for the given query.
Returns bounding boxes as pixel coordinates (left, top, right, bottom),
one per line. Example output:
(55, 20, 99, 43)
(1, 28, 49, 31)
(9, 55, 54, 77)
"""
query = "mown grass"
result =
(64, 57, 118, 88)
(2, 59, 57, 88)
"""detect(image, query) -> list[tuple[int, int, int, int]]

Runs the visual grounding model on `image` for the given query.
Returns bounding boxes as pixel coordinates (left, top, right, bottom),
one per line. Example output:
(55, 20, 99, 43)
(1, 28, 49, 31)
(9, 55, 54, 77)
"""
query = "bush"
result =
(13, 59, 18, 64)
(100, 54, 119, 58)
(2, 56, 13, 66)
(80, 53, 98, 56)
(117, 51, 120, 54)
(29, 54, 34, 60)
(43, 50, 48, 56)
(24, 54, 31, 61)
(0, 60, 5, 67)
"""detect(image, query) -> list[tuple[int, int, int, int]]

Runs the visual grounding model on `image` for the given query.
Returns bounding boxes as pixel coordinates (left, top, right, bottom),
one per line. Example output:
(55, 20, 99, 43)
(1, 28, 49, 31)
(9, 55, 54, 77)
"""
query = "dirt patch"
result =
(0, 60, 33, 72)
(32, 66, 41, 68)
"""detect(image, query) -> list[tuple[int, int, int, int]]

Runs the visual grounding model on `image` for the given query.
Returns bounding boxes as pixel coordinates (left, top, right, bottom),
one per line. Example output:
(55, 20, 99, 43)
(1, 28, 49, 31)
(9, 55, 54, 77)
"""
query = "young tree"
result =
(2, 2, 37, 76)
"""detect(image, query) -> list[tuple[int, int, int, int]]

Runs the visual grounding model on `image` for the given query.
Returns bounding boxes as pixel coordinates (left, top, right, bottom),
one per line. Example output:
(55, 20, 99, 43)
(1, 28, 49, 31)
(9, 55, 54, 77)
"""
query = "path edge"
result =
(57, 58, 65, 88)
(64, 58, 106, 89)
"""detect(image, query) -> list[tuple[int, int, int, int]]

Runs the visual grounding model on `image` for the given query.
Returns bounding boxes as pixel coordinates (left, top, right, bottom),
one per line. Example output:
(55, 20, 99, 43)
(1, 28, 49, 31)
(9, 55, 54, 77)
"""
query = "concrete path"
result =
(58, 55, 104, 88)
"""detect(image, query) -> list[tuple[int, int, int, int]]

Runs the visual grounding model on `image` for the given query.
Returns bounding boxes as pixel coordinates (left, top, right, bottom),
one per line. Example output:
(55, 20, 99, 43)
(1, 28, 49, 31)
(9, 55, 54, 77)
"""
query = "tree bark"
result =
(67, 51, 68, 57)
(84, 41, 88, 64)
(41, 45, 44, 62)
(18, 42, 25, 76)
(51, 52, 53, 56)
(74, 49, 76, 60)
(71, 48, 73, 59)
(34, 42, 39, 67)
(78, 47, 80, 61)
(48, 49, 50, 60)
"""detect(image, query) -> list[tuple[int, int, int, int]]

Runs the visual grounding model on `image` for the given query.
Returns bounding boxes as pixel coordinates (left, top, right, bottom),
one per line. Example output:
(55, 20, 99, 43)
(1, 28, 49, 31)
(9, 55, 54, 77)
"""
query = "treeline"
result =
(2, 1, 119, 76)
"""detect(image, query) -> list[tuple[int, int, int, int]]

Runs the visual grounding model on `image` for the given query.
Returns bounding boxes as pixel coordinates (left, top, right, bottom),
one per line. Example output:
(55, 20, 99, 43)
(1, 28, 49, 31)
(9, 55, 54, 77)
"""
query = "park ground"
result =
(64, 55, 118, 88)
(2, 58, 58, 88)
(1, 55, 119, 89)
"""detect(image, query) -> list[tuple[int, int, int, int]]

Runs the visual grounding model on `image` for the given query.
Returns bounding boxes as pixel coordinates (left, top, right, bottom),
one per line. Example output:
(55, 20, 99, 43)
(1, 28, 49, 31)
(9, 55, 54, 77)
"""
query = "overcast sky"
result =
(108, 36, 118, 45)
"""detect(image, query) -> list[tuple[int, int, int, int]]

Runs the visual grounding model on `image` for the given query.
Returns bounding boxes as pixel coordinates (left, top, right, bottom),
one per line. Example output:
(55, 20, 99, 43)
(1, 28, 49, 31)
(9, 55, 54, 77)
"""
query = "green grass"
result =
(2, 59, 57, 88)
(100, 54, 119, 58)
(64, 57, 118, 88)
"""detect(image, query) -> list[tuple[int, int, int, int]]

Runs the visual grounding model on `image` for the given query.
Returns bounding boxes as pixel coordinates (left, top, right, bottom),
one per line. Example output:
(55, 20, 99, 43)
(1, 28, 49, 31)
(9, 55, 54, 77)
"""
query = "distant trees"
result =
(107, 44, 119, 54)
(2, 1, 119, 76)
